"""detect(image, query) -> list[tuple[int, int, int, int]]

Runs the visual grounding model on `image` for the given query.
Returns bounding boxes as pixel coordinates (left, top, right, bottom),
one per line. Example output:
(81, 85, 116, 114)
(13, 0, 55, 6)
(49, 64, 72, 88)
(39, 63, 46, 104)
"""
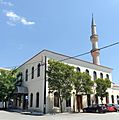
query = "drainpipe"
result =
(43, 56, 47, 114)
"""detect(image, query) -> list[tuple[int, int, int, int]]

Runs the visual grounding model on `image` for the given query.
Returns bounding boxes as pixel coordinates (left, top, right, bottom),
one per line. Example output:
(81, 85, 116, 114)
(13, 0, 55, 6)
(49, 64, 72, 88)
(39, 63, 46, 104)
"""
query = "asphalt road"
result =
(0, 110, 119, 120)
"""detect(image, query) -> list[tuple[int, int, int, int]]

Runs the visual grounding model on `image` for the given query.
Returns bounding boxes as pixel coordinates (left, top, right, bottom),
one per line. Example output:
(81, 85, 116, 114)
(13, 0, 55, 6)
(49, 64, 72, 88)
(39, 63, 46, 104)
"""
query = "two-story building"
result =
(13, 16, 119, 113)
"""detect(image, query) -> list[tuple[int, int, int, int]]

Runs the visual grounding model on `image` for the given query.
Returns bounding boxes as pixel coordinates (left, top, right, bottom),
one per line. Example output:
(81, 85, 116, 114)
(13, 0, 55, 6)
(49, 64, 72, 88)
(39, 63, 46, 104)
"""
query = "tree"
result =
(73, 72, 94, 112)
(95, 78, 111, 104)
(73, 72, 94, 95)
(0, 69, 17, 108)
(47, 59, 75, 113)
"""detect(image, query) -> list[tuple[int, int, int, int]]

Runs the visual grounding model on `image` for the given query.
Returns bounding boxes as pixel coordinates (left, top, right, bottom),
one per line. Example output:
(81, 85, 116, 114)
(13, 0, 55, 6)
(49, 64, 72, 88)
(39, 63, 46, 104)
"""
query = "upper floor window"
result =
(31, 67, 34, 79)
(93, 71, 97, 80)
(106, 74, 109, 79)
(85, 69, 89, 74)
(25, 69, 28, 81)
(100, 73, 103, 79)
(16, 72, 23, 86)
(76, 67, 80, 72)
(37, 63, 40, 77)
(17, 72, 23, 81)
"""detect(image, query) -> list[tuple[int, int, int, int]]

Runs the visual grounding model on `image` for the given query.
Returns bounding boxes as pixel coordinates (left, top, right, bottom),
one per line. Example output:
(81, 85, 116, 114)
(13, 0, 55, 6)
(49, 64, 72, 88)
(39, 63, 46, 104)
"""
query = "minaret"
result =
(90, 15, 100, 65)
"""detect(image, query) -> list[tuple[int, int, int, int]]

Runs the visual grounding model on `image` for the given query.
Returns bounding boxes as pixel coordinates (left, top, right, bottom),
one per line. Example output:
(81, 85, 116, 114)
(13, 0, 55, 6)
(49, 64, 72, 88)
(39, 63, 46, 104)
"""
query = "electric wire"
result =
(1, 41, 119, 82)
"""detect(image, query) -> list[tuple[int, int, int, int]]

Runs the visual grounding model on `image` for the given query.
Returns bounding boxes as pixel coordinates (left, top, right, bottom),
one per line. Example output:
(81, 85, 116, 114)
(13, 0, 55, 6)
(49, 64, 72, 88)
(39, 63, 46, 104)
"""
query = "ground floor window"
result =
(66, 97, 71, 107)
(30, 93, 33, 107)
(87, 94, 91, 106)
(36, 92, 39, 107)
(54, 92, 59, 107)
(95, 94, 98, 104)
(117, 95, 119, 104)
(111, 95, 114, 103)
(106, 94, 109, 104)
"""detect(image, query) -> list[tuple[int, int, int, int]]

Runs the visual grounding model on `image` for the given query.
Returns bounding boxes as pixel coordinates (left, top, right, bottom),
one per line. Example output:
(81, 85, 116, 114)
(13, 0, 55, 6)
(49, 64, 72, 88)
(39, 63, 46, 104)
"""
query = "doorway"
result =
(77, 95, 83, 112)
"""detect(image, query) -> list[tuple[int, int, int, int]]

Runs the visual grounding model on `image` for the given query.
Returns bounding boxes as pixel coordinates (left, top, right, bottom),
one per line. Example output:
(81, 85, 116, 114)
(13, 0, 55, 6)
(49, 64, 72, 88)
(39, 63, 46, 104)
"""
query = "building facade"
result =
(13, 16, 119, 113)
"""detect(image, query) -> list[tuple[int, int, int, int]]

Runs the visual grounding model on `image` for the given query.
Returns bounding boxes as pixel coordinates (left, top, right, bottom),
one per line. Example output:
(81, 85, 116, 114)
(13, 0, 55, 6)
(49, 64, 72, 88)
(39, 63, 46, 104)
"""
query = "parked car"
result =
(112, 104, 119, 112)
(105, 104, 117, 112)
(83, 104, 107, 113)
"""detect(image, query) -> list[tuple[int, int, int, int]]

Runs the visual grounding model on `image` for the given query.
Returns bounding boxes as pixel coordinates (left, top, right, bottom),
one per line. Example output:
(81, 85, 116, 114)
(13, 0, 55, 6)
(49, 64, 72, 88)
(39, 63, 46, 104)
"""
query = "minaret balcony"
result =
(91, 49, 100, 56)
(90, 34, 98, 39)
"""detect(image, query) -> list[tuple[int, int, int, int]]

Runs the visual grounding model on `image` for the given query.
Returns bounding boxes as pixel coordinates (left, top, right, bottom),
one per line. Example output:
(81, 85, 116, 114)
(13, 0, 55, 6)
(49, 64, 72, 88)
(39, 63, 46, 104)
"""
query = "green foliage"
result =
(47, 59, 75, 112)
(95, 78, 111, 103)
(0, 69, 17, 102)
(73, 72, 94, 95)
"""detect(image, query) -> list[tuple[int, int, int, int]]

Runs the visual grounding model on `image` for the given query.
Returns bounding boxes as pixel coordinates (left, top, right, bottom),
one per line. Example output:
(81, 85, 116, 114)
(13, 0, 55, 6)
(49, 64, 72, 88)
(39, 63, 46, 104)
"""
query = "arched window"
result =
(36, 92, 39, 107)
(95, 94, 98, 104)
(30, 93, 33, 107)
(106, 74, 109, 79)
(106, 93, 109, 104)
(86, 69, 89, 74)
(37, 63, 40, 77)
(25, 69, 28, 81)
(111, 95, 114, 103)
(54, 92, 59, 107)
(31, 67, 34, 79)
(117, 95, 119, 104)
(87, 94, 91, 106)
(66, 97, 71, 107)
(93, 71, 97, 80)
(100, 73, 103, 79)
(76, 67, 80, 72)
(17, 72, 23, 81)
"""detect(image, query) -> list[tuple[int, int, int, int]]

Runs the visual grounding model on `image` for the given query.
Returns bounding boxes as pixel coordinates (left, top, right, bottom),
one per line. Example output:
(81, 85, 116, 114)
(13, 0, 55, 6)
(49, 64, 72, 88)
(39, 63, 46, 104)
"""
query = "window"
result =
(17, 72, 23, 81)
(106, 74, 109, 79)
(87, 94, 91, 106)
(100, 73, 103, 79)
(93, 71, 97, 80)
(76, 67, 80, 72)
(37, 63, 40, 77)
(25, 69, 28, 81)
(86, 69, 89, 74)
(31, 67, 34, 79)
(66, 97, 71, 107)
(54, 92, 59, 107)
(117, 95, 119, 104)
(106, 94, 109, 104)
(36, 92, 39, 107)
(30, 93, 33, 107)
(95, 94, 98, 104)
(111, 95, 114, 103)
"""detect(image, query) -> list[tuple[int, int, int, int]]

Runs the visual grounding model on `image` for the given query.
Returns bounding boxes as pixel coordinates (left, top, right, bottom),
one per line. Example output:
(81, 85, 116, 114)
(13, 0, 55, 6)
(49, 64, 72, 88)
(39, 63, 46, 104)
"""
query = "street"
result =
(0, 110, 119, 120)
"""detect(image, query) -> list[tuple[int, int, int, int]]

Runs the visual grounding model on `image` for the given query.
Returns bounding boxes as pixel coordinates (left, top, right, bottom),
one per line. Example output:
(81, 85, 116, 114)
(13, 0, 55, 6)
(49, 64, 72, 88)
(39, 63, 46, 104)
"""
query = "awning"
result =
(14, 86, 28, 94)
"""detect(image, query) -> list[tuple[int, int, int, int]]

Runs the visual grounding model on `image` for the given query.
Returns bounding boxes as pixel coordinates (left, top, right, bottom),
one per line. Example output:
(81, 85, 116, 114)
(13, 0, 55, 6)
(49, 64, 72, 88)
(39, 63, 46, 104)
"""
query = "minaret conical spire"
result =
(91, 14, 97, 35)
(90, 14, 100, 65)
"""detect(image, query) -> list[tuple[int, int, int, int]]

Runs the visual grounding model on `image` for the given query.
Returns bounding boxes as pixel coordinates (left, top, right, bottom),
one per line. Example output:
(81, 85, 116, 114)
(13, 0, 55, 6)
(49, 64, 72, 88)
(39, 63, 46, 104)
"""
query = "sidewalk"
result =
(7, 108, 44, 116)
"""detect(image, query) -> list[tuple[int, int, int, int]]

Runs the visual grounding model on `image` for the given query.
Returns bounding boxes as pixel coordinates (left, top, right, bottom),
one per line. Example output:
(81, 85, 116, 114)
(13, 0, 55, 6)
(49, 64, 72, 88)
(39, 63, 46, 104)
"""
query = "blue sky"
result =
(0, 0, 119, 84)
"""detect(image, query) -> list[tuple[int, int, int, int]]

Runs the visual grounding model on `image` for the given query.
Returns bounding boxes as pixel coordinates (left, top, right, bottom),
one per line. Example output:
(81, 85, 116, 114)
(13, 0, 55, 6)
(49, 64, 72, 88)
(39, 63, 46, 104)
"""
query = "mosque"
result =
(13, 16, 119, 113)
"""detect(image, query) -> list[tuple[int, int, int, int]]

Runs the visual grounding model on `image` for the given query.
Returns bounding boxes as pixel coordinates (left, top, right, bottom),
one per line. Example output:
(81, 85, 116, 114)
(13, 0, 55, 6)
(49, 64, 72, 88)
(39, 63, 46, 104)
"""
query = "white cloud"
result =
(21, 18, 35, 25)
(0, 0, 14, 7)
(6, 11, 35, 26)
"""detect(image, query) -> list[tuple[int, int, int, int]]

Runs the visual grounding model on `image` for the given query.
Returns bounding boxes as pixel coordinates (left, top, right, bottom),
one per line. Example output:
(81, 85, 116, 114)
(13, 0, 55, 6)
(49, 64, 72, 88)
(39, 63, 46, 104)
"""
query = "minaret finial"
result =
(92, 13, 94, 26)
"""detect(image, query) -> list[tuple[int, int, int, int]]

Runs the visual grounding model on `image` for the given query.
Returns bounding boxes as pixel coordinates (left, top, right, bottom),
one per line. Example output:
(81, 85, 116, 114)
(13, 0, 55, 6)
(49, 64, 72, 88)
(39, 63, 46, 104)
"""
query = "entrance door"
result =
(77, 95, 83, 112)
